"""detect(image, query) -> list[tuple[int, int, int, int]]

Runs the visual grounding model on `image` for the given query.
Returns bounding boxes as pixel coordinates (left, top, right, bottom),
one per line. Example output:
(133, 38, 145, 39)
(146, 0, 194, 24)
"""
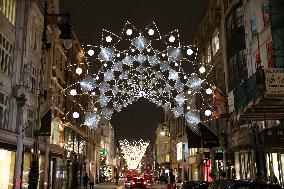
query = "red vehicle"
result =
(125, 177, 147, 189)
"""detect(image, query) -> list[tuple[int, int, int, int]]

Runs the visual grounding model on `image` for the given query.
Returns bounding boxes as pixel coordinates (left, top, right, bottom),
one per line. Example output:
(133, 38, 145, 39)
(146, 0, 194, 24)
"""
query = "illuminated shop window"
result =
(0, 149, 15, 189)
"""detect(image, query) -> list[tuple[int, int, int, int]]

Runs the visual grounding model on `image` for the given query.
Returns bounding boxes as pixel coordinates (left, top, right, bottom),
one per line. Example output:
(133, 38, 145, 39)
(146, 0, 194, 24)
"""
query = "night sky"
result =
(60, 0, 209, 141)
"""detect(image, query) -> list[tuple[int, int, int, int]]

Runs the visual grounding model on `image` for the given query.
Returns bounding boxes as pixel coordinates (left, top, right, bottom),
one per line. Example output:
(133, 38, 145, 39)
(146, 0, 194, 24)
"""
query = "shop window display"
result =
(0, 149, 15, 189)
(22, 153, 31, 188)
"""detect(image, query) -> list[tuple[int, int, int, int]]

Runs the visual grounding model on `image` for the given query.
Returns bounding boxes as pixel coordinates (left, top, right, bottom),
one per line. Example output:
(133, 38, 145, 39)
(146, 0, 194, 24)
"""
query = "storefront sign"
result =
(265, 68, 284, 94)
(228, 128, 251, 149)
(176, 142, 183, 161)
(260, 126, 284, 147)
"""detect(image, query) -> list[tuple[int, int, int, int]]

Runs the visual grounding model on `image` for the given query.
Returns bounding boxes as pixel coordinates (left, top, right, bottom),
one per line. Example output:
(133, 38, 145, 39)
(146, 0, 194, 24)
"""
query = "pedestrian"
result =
(167, 171, 175, 189)
(220, 171, 227, 180)
(272, 173, 279, 184)
(83, 173, 89, 189)
(115, 171, 119, 185)
(89, 174, 95, 189)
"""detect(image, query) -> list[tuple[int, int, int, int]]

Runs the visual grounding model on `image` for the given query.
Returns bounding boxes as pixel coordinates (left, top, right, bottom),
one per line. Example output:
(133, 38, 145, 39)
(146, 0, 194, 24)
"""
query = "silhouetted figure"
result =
(220, 171, 227, 179)
(83, 173, 89, 189)
(89, 174, 94, 189)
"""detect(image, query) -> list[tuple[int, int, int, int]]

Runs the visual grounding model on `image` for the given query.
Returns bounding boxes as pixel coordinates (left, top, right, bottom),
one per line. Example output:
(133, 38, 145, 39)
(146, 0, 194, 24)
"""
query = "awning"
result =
(186, 126, 201, 148)
(198, 122, 220, 148)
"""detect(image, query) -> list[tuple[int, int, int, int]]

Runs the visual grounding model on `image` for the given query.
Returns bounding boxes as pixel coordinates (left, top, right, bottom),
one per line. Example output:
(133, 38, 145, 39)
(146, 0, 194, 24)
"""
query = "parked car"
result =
(208, 179, 283, 189)
(181, 181, 211, 189)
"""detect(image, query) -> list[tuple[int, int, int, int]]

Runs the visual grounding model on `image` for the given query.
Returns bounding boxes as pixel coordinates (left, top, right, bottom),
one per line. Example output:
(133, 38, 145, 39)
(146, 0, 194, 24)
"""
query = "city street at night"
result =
(0, 0, 284, 189)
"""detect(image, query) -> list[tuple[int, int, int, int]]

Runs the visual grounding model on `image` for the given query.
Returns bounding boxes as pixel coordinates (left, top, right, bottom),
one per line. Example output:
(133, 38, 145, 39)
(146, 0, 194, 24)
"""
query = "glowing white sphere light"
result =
(148, 29, 154, 36)
(106, 36, 112, 42)
(199, 66, 206, 73)
(72, 112, 79, 118)
(206, 88, 213, 95)
(70, 89, 77, 96)
(205, 110, 212, 116)
(126, 29, 132, 35)
(87, 49, 94, 56)
(75, 67, 82, 75)
(169, 36, 175, 42)
(187, 48, 193, 55)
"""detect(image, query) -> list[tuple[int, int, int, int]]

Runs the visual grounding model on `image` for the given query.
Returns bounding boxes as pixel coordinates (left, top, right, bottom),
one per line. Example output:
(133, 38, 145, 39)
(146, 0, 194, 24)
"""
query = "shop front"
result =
(227, 127, 256, 179)
(260, 126, 284, 186)
(0, 148, 16, 189)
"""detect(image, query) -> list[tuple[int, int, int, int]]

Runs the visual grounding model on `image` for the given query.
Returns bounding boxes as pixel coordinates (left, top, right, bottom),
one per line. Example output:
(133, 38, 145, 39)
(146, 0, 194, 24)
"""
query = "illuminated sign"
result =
(176, 142, 183, 161)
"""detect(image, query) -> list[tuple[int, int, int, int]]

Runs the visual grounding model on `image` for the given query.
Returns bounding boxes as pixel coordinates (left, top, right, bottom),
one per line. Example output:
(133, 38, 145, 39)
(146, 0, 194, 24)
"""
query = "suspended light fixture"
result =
(72, 112, 79, 118)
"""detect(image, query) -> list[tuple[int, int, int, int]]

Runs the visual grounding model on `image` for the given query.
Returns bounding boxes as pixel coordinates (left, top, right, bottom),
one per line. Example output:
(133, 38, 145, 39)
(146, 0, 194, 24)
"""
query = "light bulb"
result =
(187, 106, 191, 110)
(94, 107, 97, 111)
(106, 36, 112, 42)
(117, 53, 120, 57)
(187, 48, 193, 55)
(91, 92, 96, 96)
(187, 90, 192, 94)
(169, 36, 175, 42)
(205, 110, 212, 116)
(88, 49, 94, 56)
(126, 29, 132, 35)
(72, 112, 79, 118)
(148, 29, 154, 36)
(75, 67, 82, 75)
(199, 66, 206, 73)
(206, 88, 213, 95)
(96, 76, 99, 80)
(104, 63, 107, 67)
(175, 63, 179, 66)
(70, 89, 77, 96)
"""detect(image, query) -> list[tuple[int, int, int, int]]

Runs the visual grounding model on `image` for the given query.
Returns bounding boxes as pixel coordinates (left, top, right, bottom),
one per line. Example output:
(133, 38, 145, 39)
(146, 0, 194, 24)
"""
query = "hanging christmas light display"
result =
(119, 139, 149, 170)
(64, 21, 221, 128)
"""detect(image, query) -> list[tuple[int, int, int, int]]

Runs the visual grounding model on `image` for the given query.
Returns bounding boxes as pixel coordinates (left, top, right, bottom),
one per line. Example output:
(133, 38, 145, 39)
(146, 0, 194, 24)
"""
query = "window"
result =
(25, 109, 34, 138)
(212, 30, 220, 56)
(207, 43, 212, 63)
(0, 0, 17, 25)
(0, 32, 13, 75)
(250, 16, 257, 39)
(30, 65, 38, 94)
(0, 91, 9, 130)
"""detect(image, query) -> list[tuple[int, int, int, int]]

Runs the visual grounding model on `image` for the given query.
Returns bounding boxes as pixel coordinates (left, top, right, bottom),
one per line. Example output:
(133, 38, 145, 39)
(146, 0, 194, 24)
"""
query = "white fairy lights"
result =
(64, 21, 219, 128)
(119, 139, 149, 170)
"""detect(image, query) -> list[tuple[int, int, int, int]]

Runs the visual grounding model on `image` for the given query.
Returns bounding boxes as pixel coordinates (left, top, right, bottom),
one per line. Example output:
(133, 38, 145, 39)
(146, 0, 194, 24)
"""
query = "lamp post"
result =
(27, 2, 73, 189)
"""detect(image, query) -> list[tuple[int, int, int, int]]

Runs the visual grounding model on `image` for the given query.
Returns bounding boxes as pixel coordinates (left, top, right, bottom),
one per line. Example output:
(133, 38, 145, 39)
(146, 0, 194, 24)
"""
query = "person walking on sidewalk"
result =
(89, 174, 95, 189)
(83, 173, 89, 189)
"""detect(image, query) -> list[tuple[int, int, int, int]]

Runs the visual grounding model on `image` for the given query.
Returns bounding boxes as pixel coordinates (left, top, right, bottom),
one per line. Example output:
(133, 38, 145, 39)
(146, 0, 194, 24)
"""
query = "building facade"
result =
(193, 0, 284, 186)
(0, 0, 102, 189)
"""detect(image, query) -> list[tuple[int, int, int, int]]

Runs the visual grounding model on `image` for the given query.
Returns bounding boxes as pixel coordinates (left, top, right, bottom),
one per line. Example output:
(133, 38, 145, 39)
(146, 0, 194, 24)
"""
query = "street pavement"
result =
(80, 182, 167, 189)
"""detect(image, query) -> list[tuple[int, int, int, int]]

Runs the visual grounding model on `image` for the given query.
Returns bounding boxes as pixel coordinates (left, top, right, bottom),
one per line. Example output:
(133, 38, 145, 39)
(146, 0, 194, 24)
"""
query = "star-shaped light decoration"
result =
(66, 22, 218, 128)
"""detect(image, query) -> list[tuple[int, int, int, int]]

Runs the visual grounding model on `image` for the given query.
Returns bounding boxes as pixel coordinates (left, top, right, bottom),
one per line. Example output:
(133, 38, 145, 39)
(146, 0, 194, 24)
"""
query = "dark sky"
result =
(60, 0, 209, 141)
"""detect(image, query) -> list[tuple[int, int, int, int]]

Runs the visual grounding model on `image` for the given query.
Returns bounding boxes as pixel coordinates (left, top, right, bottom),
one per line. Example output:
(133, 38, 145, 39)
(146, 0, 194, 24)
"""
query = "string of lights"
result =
(64, 21, 221, 128)
(119, 139, 149, 170)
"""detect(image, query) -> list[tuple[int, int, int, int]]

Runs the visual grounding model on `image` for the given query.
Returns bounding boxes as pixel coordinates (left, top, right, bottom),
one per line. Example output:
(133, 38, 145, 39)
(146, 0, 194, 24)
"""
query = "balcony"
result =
(233, 68, 284, 120)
